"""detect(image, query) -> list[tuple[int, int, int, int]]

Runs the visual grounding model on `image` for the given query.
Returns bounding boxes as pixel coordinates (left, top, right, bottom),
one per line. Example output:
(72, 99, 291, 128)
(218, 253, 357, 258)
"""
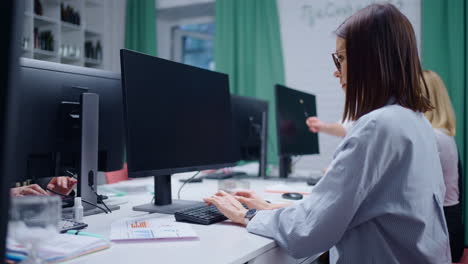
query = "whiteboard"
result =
(277, 0, 421, 172)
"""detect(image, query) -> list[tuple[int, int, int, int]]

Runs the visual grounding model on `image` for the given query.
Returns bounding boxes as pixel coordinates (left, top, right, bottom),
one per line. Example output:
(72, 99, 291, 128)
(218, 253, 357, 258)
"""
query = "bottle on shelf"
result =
(85, 41, 102, 61)
(34, 27, 38, 49)
(61, 4, 81, 26)
(60, 3, 65, 21)
(37, 31, 54, 52)
(96, 41, 102, 61)
(34, 0, 43, 16)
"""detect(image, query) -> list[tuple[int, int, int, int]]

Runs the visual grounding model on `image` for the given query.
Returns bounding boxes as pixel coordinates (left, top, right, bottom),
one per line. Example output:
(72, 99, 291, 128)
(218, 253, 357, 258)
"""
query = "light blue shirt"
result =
(247, 104, 451, 263)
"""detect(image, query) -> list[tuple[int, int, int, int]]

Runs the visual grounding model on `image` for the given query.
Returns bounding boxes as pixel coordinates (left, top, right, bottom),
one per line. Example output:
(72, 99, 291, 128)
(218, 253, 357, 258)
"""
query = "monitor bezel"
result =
(120, 49, 238, 177)
(275, 83, 320, 157)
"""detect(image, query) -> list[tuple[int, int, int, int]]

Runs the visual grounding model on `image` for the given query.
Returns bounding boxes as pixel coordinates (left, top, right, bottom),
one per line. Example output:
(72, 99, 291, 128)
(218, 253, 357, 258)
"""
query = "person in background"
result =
(305, 71, 350, 138)
(10, 176, 76, 197)
(204, 4, 451, 263)
(423, 69, 464, 262)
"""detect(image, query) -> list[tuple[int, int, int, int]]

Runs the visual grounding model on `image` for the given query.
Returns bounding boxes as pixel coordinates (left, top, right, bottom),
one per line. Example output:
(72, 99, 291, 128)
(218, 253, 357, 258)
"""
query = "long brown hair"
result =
(336, 4, 432, 121)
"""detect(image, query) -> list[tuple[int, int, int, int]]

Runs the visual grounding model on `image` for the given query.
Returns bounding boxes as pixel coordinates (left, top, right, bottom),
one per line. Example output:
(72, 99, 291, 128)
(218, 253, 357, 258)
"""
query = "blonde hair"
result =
(423, 70, 456, 136)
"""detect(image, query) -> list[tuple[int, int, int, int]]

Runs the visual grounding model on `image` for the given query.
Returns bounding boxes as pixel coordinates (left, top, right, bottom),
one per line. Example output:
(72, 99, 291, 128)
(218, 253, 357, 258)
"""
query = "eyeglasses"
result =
(331, 50, 346, 72)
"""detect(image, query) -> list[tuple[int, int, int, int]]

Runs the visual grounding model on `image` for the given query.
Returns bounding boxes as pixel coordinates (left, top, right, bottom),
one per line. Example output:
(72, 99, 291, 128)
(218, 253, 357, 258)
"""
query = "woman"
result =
(204, 4, 450, 263)
(423, 70, 464, 262)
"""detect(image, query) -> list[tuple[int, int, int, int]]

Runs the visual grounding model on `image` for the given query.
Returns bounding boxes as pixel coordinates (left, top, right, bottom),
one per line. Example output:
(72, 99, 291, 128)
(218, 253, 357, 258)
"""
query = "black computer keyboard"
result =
(59, 218, 88, 233)
(175, 205, 227, 225)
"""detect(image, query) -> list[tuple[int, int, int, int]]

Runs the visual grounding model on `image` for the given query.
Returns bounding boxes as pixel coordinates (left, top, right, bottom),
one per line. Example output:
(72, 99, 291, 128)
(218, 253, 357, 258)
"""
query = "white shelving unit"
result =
(21, 0, 107, 69)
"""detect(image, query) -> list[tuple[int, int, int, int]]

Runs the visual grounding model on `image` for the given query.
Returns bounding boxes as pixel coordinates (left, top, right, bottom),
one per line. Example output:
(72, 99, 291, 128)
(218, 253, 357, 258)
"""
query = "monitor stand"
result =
(279, 155, 292, 178)
(78, 93, 99, 211)
(133, 175, 204, 214)
(58, 93, 120, 216)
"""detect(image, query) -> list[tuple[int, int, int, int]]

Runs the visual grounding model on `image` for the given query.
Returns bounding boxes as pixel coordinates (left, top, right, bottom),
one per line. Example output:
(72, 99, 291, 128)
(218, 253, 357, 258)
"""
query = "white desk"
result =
(69, 174, 318, 264)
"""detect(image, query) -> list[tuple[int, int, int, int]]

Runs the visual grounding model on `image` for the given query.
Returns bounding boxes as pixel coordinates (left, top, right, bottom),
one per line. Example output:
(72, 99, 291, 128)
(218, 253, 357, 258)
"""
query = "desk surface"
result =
(69, 173, 314, 264)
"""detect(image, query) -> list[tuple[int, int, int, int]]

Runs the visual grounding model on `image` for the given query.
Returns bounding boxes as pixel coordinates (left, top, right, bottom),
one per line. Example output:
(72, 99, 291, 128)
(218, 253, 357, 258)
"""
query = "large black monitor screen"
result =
(120, 49, 238, 176)
(275, 84, 319, 156)
(16, 59, 124, 182)
(231, 94, 268, 161)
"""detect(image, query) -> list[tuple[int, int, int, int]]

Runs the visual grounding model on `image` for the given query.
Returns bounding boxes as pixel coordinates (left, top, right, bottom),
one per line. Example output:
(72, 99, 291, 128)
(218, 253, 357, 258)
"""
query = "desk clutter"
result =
(110, 216, 198, 241)
(6, 234, 110, 263)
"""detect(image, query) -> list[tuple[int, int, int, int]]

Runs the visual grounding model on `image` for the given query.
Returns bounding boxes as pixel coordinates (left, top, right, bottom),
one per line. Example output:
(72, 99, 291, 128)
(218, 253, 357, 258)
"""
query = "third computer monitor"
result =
(120, 49, 239, 214)
(231, 94, 268, 177)
(275, 84, 319, 178)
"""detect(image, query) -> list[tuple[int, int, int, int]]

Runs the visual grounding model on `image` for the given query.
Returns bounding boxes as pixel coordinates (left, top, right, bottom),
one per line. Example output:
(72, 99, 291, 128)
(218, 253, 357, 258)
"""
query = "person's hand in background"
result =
(10, 184, 48, 197)
(47, 176, 77, 195)
(306, 117, 325, 133)
(306, 117, 346, 138)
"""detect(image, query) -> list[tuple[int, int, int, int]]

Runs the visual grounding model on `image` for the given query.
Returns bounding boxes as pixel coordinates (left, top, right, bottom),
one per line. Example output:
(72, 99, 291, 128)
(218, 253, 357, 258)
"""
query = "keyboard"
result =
(203, 171, 247, 180)
(175, 205, 227, 225)
(59, 218, 88, 233)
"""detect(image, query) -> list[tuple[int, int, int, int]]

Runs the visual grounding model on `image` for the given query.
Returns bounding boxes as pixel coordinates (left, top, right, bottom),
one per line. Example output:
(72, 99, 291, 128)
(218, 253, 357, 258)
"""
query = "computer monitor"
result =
(120, 49, 238, 214)
(15, 58, 124, 211)
(275, 84, 319, 178)
(231, 94, 268, 177)
(0, 0, 24, 259)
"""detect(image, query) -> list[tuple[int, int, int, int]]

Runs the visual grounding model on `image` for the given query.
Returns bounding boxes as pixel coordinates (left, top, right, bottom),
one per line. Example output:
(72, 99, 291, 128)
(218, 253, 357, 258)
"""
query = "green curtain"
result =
(215, 0, 285, 164)
(125, 0, 157, 56)
(422, 0, 467, 244)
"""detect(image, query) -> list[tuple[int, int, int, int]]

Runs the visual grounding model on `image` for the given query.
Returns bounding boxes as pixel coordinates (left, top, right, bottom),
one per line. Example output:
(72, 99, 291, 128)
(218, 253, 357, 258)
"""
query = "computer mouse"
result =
(282, 192, 303, 200)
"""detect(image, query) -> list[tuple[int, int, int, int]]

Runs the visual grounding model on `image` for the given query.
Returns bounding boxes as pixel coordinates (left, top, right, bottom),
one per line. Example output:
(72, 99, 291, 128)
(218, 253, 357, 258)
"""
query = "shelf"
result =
(22, 0, 108, 69)
(44, 0, 61, 5)
(61, 55, 82, 63)
(85, 0, 103, 7)
(61, 21, 83, 32)
(85, 29, 102, 37)
(34, 48, 58, 59)
(34, 15, 59, 27)
(84, 58, 102, 66)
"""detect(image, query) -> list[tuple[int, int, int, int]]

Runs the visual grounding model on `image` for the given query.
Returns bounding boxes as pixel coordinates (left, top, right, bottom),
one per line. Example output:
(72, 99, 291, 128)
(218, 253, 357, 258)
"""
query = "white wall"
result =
(105, 0, 127, 72)
(277, 0, 421, 172)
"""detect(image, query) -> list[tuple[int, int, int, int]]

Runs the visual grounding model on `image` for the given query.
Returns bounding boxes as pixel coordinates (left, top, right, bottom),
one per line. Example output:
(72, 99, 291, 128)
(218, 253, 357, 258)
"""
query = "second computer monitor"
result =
(231, 94, 268, 176)
(275, 84, 319, 177)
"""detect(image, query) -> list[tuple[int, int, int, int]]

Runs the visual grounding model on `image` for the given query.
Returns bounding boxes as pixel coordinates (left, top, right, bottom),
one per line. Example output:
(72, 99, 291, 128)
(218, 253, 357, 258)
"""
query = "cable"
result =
(177, 171, 200, 200)
(90, 185, 112, 213)
(99, 198, 112, 213)
(47, 187, 109, 214)
(81, 199, 109, 214)
(292, 156, 303, 168)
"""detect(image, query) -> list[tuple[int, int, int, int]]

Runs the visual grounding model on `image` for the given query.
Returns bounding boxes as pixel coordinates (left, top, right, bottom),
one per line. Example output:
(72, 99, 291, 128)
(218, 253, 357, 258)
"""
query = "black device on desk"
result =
(203, 171, 247, 180)
(59, 218, 88, 233)
(14, 59, 125, 214)
(203, 95, 268, 180)
(120, 49, 239, 215)
(175, 205, 227, 225)
(282, 192, 303, 200)
(275, 84, 319, 178)
(0, 0, 24, 259)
